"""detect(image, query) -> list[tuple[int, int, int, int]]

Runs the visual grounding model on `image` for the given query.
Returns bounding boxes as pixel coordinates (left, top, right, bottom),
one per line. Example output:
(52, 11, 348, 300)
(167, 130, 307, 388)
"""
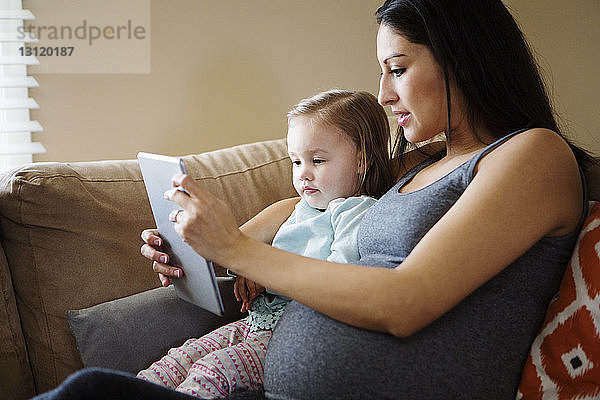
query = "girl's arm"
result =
(233, 197, 300, 307)
(167, 129, 583, 337)
(238, 197, 300, 244)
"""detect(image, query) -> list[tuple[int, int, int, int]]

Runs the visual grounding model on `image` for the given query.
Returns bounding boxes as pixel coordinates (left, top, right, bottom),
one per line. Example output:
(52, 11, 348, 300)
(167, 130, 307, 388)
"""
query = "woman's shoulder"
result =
(476, 128, 583, 236)
(478, 128, 579, 174)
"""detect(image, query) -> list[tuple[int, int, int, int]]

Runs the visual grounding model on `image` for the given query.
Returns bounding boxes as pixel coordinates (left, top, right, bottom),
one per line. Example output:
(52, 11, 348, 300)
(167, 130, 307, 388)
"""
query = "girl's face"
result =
(287, 116, 362, 209)
(376, 24, 454, 144)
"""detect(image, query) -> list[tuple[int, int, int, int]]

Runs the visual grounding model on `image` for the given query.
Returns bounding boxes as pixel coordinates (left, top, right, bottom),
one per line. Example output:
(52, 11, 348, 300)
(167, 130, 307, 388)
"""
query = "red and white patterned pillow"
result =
(517, 201, 600, 399)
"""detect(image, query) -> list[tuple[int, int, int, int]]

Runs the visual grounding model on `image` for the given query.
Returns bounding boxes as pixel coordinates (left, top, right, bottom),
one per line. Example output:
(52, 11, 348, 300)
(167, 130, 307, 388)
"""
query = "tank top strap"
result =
(397, 128, 530, 190)
(464, 128, 530, 175)
(465, 127, 589, 232)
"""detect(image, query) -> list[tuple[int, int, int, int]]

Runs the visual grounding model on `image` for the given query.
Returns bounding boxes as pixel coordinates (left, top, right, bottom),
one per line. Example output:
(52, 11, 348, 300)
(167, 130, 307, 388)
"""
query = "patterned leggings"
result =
(137, 320, 272, 399)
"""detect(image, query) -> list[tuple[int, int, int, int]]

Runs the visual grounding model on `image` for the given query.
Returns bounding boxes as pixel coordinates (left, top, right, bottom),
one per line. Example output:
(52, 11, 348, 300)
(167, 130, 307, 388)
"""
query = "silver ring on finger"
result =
(169, 209, 184, 223)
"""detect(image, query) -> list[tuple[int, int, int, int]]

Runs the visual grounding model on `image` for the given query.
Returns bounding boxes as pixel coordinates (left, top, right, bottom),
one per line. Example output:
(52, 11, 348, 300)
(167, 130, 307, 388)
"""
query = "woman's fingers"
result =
(171, 174, 207, 198)
(164, 173, 243, 266)
(141, 229, 162, 247)
(141, 229, 183, 287)
(158, 272, 170, 288)
(168, 209, 185, 223)
(164, 175, 204, 207)
(140, 230, 169, 263)
(140, 243, 170, 264)
(152, 260, 183, 279)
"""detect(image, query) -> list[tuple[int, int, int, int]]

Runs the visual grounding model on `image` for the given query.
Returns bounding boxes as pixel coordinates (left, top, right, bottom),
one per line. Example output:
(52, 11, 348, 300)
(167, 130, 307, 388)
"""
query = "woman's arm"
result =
(141, 197, 299, 287)
(167, 129, 583, 337)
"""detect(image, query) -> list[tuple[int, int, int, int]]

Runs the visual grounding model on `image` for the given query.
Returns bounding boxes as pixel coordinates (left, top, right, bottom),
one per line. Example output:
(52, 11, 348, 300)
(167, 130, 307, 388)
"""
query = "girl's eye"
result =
(390, 68, 406, 78)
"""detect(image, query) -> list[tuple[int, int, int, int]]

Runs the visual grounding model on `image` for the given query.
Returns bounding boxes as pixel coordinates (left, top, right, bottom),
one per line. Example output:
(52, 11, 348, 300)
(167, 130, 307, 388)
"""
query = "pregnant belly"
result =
(263, 301, 405, 400)
(263, 301, 525, 400)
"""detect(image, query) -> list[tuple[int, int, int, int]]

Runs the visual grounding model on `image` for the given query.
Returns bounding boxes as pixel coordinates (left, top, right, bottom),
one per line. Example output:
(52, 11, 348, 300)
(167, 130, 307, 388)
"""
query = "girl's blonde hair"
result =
(287, 89, 395, 198)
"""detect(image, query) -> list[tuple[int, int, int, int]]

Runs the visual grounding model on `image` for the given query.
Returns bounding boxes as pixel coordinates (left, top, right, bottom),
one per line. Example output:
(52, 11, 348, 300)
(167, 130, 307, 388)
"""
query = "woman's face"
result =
(376, 24, 450, 144)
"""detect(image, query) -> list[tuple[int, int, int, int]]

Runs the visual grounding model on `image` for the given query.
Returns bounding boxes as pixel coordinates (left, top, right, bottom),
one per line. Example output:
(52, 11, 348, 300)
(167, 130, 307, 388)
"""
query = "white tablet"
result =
(137, 152, 225, 316)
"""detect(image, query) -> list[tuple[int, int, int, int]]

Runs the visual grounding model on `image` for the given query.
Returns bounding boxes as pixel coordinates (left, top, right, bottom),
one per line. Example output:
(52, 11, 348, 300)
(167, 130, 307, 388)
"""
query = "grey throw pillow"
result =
(66, 277, 243, 374)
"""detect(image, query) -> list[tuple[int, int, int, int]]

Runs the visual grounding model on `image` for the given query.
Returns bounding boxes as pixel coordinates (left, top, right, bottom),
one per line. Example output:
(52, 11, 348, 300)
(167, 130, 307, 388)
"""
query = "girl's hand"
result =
(140, 228, 183, 287)
(163, 174, 245, 265)
(234, 276, 266, 312)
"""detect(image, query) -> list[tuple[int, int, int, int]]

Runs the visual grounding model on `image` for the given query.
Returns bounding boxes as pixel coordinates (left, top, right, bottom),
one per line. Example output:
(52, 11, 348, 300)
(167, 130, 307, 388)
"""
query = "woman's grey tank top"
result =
(264, 130, 586, 400)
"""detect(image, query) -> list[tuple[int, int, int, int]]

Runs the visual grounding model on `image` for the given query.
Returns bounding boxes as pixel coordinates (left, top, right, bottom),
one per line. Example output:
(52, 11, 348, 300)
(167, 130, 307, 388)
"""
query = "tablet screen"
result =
(138, 152, 224, 316)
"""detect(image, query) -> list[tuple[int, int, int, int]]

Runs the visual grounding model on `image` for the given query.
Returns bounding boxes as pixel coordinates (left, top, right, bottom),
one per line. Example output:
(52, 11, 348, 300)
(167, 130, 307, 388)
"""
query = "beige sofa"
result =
(0, 138, 598, 400)
(0, 139, 296, 400)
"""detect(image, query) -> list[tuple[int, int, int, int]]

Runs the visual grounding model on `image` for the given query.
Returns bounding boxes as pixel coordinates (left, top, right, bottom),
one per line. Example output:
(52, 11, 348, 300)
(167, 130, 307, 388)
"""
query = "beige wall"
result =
(28, 0, 600, 163)
(28, 0, 383, 162)
(504, 0, 600, 155)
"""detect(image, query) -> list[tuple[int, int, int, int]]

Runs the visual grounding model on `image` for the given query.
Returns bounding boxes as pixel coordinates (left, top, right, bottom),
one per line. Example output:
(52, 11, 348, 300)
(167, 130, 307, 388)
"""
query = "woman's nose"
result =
(378, 75, 398, 106)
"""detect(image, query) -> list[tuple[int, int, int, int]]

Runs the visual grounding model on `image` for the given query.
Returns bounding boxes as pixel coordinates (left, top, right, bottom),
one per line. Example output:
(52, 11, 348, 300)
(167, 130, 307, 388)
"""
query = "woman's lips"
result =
(397, 112, 410, 127)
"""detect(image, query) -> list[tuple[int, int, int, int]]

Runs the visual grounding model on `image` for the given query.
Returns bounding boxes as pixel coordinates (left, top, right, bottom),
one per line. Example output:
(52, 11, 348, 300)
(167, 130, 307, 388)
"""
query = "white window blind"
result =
(0, 0, 44, 171)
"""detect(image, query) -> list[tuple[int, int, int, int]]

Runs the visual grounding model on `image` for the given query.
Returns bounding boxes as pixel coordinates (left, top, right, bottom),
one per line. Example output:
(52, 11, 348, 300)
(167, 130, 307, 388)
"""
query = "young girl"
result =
(136, 89, 396, 398)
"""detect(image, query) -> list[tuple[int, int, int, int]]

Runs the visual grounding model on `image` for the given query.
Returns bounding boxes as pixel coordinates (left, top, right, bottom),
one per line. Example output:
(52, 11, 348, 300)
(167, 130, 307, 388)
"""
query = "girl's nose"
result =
(299, 166, 313, 181)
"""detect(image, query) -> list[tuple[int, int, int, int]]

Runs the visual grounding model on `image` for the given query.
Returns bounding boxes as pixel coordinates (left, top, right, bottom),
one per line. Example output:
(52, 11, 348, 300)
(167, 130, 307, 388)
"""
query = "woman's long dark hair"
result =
(376, 0, 594, 170)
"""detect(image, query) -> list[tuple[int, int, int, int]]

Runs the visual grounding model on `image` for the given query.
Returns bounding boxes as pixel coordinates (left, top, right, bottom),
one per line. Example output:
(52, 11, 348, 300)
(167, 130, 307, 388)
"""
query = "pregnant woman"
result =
(37, 0, 594, 399)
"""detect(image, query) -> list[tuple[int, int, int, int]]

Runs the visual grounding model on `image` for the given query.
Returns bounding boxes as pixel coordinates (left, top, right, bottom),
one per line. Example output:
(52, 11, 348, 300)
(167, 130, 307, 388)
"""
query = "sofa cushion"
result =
(0, 139, 294, 393)
(67, 279, 243, 374)
(517, 201, 600, 399)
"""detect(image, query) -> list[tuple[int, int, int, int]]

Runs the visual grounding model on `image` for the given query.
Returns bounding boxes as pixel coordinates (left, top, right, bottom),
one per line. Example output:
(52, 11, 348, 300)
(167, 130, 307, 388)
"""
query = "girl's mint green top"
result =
(245, 196, 375, 331)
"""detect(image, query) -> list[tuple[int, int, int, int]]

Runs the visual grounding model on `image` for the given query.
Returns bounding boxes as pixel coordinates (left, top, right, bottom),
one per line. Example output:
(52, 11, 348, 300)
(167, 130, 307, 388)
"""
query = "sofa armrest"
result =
(0, 138, 294, 394)
(0, 245, 35, 400)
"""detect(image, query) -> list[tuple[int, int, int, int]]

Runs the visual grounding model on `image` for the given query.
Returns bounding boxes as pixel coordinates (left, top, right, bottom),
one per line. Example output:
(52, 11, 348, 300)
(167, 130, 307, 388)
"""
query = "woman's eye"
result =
(313, 159, 325, 164)
(390, 68, 406, 77)
(292, 160, 301, 166)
